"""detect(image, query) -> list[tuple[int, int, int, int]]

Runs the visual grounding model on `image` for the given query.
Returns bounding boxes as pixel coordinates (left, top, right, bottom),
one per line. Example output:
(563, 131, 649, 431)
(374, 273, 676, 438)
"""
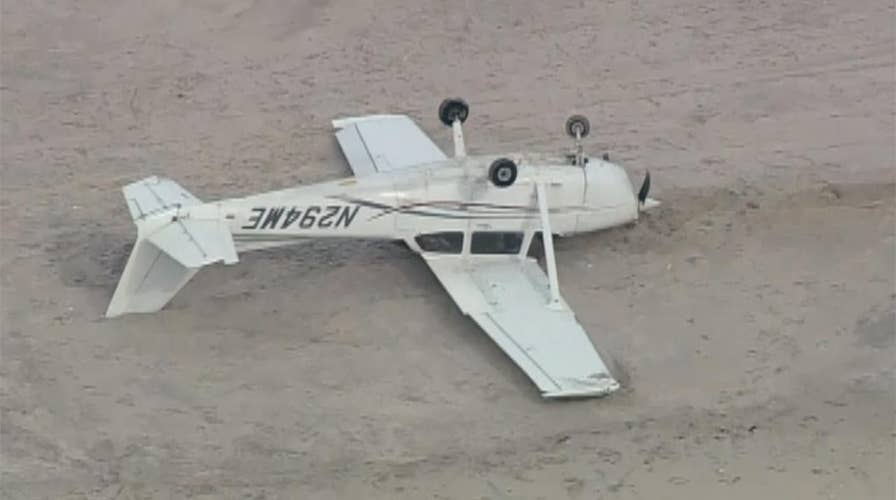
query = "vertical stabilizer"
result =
(106, 177, 237, 317)
(106, 234, 199, 317)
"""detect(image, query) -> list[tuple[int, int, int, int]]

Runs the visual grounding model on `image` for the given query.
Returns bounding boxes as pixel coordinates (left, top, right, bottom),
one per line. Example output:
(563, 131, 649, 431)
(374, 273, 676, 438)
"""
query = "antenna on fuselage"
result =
(438, 98, 469, 158)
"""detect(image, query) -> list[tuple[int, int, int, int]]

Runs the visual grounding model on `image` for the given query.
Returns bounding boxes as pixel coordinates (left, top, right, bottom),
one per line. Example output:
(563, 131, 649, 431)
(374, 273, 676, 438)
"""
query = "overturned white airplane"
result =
(107, 98, 659, 399)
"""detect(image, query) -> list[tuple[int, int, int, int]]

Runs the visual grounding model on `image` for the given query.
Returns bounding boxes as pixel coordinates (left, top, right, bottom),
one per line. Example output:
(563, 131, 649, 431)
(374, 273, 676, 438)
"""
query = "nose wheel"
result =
(565, 115, 591, 166)
(565, 115, 590, 139)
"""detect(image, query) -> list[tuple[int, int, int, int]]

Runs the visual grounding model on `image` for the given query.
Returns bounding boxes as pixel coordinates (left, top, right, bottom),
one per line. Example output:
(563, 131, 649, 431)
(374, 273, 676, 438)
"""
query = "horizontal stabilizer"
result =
(147, 218, 238, 268)
(124, 176, 201, 220)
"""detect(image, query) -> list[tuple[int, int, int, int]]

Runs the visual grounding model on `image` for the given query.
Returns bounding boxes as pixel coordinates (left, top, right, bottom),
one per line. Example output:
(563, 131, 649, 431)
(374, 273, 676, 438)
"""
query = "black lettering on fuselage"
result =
(336, 205, 360, 228)
(299, 206, 320, 228)
(242, 207, 265, 229)
(260, 207, 285, 229)
(242, 204, 360, 230)
(282, 207, 302, 229)
(317, 205, 341, 228)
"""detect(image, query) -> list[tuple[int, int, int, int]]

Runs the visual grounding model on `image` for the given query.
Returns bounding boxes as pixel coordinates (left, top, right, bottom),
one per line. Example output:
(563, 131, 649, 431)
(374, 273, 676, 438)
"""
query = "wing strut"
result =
(535, 182, 562, 309)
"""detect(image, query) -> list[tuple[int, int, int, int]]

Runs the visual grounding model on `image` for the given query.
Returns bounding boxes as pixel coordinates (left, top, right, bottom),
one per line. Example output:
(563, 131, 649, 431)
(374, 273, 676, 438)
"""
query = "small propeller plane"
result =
(106, 98, 659, 399)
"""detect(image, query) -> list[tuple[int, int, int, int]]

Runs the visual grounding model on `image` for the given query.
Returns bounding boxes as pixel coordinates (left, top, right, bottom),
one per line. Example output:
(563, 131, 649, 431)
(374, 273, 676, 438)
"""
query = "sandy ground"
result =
(1, 0, 894, 498)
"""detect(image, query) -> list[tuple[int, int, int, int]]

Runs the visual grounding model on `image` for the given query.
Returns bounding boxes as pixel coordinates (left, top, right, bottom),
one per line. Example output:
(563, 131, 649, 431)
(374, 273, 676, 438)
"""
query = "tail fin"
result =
(106, 177, 238, 317)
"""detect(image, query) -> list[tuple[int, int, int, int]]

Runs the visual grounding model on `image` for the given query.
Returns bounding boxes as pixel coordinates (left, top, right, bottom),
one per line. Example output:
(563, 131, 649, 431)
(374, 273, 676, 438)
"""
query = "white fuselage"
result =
(200, 155, 640, 256)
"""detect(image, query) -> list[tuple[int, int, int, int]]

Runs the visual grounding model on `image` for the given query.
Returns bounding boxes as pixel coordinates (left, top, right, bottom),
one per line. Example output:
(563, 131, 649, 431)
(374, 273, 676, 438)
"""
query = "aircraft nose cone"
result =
(584, 160, 638, 206)
(577, 160, 640, 233)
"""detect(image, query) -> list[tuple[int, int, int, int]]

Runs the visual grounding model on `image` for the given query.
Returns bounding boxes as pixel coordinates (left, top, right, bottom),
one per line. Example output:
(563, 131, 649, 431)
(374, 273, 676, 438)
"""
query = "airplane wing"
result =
(423, 255, 620, 398)
(332, 114, 447, 176)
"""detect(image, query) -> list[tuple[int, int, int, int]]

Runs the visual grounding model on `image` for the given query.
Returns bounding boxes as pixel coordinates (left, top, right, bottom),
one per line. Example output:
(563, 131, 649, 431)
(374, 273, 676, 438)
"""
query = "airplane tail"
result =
(105, 177, 238, 317)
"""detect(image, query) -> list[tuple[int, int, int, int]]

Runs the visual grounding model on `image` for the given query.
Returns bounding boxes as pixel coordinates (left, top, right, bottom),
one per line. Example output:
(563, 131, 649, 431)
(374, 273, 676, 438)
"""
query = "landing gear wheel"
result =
(438, 98, 469, 126)
(565, 114, 590, 138)
(488, 158, 518, 188)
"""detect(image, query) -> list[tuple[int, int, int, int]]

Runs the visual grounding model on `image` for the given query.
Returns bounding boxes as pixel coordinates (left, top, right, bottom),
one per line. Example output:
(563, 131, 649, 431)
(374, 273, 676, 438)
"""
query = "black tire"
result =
(438, 98, 469, 126)
(565, 114, 590, 138)
(488, 158, 517, 188)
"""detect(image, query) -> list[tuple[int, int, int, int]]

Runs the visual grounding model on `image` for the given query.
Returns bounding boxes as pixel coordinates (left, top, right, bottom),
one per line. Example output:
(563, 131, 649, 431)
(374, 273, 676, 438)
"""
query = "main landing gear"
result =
(488, 157, 518, 188)
(440, 97, 524, 188)
(439, 98, 470, 158)
(438, 98, 469, 126)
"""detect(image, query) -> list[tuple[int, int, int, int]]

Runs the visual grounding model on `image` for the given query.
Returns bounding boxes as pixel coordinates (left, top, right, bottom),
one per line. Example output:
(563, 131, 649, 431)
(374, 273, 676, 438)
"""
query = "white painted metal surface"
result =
(452, 119, 466, 158)
(535, 182, 562, 308)
(332, 114, 446, 176)
(123, 176, 201, 219)
(423, 255, 619, 397)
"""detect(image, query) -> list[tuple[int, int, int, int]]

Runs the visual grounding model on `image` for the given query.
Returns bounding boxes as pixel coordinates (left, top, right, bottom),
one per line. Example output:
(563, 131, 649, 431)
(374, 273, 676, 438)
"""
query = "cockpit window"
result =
(470, 231, 524, 254)
(415, 232, 464, 254)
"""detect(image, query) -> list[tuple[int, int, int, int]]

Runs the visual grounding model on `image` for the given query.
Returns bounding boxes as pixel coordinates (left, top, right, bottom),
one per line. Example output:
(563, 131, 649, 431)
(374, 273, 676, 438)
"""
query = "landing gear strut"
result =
(439, 98, 469, 158)
(565, 115, 591, 167)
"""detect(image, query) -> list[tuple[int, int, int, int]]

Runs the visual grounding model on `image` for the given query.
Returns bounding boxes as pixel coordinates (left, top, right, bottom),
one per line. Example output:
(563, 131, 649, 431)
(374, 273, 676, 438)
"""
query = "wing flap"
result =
(424, 256, 620, 398)
(332, 114, 446, 176)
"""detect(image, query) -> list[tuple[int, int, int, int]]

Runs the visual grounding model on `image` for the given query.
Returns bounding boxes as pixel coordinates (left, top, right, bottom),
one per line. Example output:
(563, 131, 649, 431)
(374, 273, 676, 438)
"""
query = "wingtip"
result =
(541, 378, 621, 399)
(332, 114, 407, 131)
